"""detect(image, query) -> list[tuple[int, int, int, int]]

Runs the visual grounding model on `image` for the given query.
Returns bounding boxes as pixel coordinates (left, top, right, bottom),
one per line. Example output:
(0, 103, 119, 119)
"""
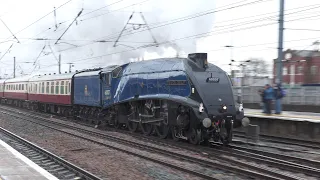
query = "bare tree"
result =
(243, 58, 269, 77)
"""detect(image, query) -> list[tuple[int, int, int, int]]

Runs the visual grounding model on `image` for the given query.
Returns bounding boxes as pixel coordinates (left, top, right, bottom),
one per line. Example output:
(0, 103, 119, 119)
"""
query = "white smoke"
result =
(1, 0, 216, 75)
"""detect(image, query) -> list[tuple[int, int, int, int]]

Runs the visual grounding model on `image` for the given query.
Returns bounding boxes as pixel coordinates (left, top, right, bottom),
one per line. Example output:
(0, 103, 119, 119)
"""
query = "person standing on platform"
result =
(273, 83, 284, 114)
(258, 88, 266, 113)
(263, 84, 274, 114)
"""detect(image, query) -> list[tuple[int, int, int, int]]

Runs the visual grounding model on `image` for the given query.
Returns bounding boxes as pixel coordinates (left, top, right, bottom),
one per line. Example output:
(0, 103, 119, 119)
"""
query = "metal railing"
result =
(233, 86, 320, 105)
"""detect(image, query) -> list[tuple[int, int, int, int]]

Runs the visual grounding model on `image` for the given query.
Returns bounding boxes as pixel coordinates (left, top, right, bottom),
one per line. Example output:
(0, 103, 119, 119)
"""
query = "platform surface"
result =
(0, 139, 58, 180)
(244, 108, 320, 122)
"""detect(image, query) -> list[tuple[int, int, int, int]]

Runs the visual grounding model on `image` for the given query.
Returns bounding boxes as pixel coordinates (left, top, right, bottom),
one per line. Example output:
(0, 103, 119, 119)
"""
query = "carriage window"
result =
(35, 84, 38, 93)
(65, 81, 68, 95)
(19, 84, 21, 90)
(22, 84, 24, 90)
(51, 82, 54, 94)
(56, 82, 59, 94)
(68, 82, 71, 94)
(60, 81, 65, 94)
(112, 67, 122, 78)
(46, 82, 49, 94)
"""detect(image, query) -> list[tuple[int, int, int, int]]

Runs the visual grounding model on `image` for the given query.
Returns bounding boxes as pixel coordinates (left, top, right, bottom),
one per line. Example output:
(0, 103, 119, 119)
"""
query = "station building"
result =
(273, 49, 320, 86)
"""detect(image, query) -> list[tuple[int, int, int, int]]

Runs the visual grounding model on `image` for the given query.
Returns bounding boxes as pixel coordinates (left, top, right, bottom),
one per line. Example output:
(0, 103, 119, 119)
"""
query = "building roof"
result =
(286, 49, 320, 58)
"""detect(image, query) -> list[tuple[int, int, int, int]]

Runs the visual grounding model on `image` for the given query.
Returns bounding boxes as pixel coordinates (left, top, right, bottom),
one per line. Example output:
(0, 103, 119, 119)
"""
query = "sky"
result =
(0, 0, 320, 78)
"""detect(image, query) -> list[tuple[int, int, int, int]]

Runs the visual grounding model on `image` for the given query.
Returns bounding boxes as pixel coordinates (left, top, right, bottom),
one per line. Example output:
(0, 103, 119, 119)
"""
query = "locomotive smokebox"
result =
(188, 53, 208, 69)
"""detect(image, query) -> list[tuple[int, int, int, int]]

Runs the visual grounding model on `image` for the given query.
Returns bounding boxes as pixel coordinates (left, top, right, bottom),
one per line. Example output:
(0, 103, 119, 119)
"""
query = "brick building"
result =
(273, 49, 320, 86)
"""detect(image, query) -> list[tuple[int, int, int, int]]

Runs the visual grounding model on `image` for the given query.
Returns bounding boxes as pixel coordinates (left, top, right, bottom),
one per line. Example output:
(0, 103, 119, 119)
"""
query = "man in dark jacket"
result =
(263, 84, 274, 114)
(273, 83, 283, 114)
(258, 88, 266, 113)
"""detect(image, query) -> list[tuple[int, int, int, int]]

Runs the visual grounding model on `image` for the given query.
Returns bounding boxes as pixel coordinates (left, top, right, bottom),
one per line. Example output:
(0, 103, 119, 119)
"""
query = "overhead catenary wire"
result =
(3, 0, 73, 41)
(55, 9, 83, 44)
(46, 0, 319, 54)
(23, 38, 320, 74)
(13, 8, 320, 64)
(0, 18, 20, 43)
(0, 43, 14, 62)
(4, 0, 320, 75)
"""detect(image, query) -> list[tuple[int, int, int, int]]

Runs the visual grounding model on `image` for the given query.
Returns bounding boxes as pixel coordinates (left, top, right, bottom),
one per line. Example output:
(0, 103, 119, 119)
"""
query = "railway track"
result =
(0, 127, 101, 180)
(0, 105, 319, 180)
(233, 130, 320, 149)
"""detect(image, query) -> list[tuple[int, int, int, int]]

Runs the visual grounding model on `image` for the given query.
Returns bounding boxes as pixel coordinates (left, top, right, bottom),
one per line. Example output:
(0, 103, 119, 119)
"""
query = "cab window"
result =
(105, 73, 111, 86)
(112, 67, 122, 78)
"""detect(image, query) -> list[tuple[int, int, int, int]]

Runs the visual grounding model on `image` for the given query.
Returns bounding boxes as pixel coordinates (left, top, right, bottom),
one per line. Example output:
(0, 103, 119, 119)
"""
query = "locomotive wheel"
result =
(113, 115, 122, 129)
(140, 123, 153, 135)
(155, 124, 170, 139)
(127, 121, 139, 132)
(188, 128, 201, 145)
(171, 126, 180, 142)
(140, 108, 154, 135)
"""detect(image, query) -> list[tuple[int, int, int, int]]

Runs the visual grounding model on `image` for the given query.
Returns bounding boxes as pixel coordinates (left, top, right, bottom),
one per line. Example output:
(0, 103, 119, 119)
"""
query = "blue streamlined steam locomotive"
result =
(0, 53, 249, 145)
(72, 53, 248, 145)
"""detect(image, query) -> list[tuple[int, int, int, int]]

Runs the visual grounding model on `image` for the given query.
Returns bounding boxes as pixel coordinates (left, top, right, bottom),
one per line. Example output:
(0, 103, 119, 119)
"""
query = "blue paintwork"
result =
(72, 58, 236, 119)
(109, 59, 191, 108)
(73, 72, 102, 107)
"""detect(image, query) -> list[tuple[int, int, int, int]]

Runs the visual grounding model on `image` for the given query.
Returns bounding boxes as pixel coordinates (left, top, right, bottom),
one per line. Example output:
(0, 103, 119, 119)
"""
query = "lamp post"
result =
(225, 45, 234, 77)
(228, 59, 251, 103)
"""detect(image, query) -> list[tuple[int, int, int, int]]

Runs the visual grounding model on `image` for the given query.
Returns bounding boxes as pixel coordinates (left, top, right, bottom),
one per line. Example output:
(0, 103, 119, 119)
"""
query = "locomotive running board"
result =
(128, 118, 164, 124)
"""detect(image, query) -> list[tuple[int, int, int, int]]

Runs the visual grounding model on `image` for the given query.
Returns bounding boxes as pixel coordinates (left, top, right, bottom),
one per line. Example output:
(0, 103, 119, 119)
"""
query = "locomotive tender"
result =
(0, 53, 248, 145)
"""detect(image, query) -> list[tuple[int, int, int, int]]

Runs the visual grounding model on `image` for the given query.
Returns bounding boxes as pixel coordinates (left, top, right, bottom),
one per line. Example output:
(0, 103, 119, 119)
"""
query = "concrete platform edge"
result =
(0, 139, 59, 180)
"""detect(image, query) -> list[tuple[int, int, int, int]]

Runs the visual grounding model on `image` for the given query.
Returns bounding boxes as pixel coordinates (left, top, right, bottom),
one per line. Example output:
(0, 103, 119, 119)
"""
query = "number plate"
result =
(206, 77, 219, 83)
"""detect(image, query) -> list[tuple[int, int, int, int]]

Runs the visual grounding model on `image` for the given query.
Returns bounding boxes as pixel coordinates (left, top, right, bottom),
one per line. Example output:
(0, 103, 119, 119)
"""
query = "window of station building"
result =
(46, 82, 50, 94)
(60, 81, 65, 94)
(56, 81, 59, 94)
(283, 67, 288, 75)
(51, 82, 54, 94)
(311, 66, 318, 75)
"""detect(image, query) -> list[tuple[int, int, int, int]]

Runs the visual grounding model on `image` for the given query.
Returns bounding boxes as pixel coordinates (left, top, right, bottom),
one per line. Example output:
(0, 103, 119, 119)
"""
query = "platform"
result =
(0, 139, 58, 180)
(244, 108, 320, 123)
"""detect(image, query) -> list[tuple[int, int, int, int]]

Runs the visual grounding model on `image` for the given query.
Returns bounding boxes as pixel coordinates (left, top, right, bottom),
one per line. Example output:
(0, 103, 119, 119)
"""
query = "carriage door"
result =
(103, 73, 112, 106)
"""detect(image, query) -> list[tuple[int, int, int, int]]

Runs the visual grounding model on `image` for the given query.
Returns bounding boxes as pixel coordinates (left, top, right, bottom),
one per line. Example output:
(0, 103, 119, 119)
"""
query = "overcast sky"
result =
(0, 0, 319, 78)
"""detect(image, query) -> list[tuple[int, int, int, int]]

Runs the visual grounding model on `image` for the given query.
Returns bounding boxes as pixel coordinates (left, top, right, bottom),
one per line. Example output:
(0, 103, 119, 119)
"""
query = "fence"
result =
(232, 86, 320, 106)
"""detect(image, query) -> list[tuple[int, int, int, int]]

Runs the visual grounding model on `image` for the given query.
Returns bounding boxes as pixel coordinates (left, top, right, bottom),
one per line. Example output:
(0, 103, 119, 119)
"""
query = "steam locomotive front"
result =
(185, 53, 249, 144)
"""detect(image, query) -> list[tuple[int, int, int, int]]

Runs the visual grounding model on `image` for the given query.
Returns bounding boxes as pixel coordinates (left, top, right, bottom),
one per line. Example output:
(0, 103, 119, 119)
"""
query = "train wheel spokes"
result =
(188, 128, 201, 145)
(155, 124, 170, 139)
(172, 126, 180, 142)
(127, 121, 139, 132)
(140, 123, 153, 135)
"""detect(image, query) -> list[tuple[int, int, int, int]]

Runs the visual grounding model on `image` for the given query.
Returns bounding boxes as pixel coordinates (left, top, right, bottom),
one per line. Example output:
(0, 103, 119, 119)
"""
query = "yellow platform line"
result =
(246, 112, 320, 120)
